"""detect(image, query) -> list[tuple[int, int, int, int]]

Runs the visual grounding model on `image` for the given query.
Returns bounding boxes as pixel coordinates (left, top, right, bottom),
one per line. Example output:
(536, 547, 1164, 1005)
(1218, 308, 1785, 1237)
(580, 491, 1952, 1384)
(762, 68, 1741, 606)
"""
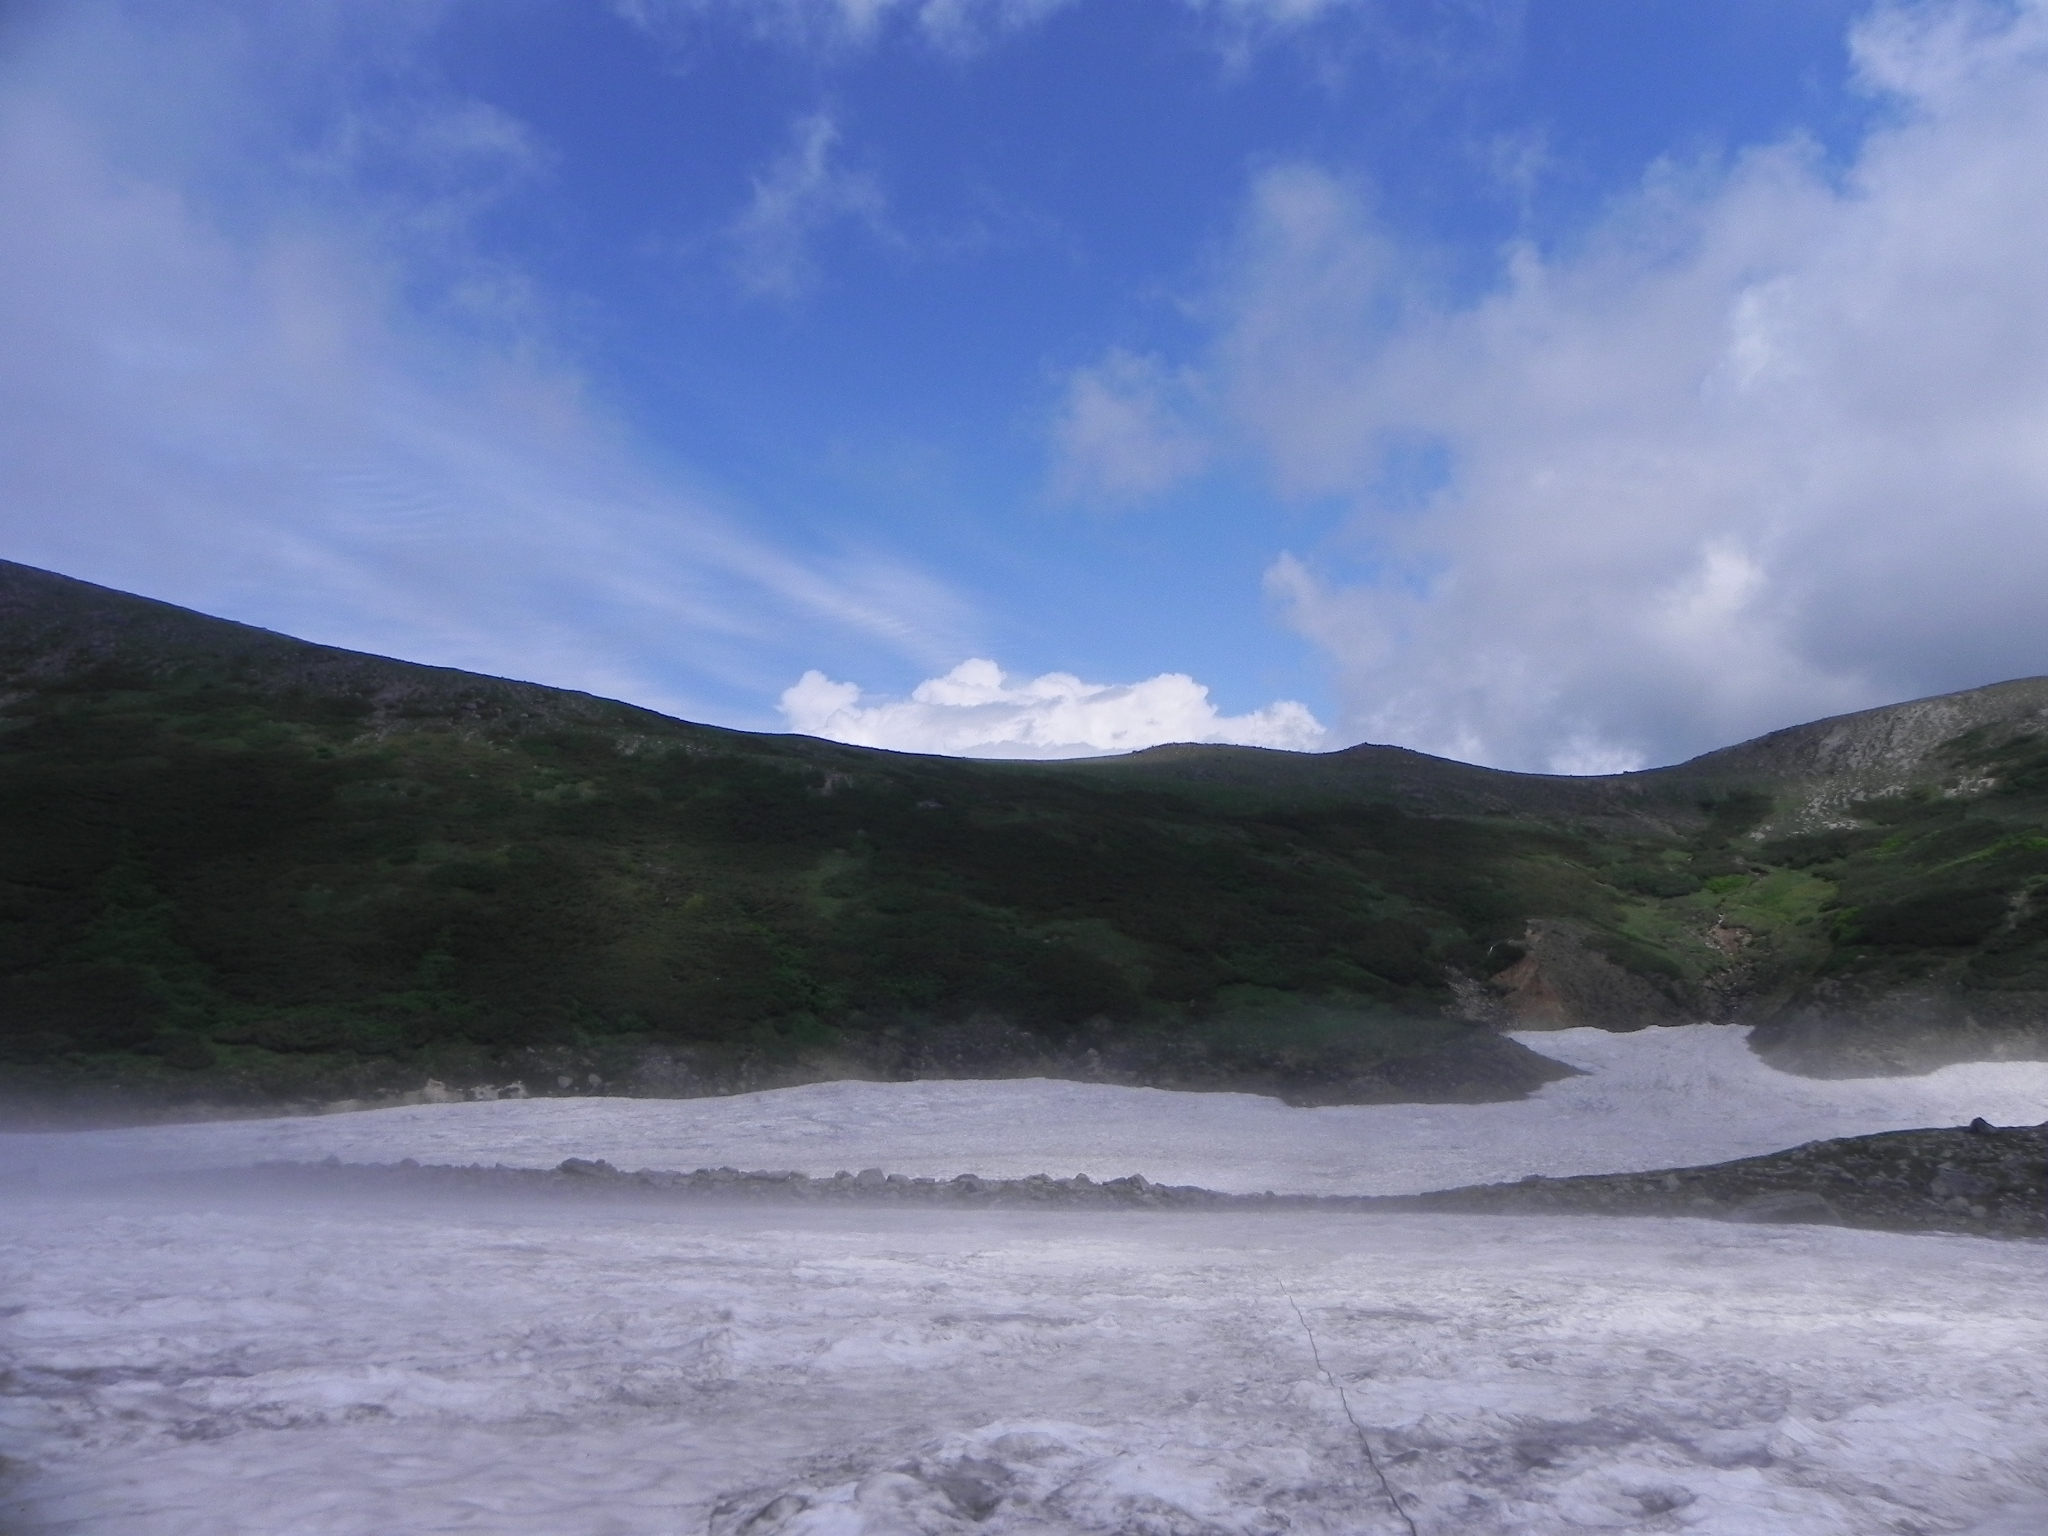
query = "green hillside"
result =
(2, 560, 2044, 1118)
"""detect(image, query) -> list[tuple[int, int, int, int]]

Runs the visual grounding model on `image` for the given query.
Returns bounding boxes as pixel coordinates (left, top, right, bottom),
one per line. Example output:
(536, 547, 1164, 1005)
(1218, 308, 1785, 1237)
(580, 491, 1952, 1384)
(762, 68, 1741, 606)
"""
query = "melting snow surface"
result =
(2, 1197, 2044, 1535)
(3, 1024, 2046, 1534)
(5, 1024, 2046, 1195)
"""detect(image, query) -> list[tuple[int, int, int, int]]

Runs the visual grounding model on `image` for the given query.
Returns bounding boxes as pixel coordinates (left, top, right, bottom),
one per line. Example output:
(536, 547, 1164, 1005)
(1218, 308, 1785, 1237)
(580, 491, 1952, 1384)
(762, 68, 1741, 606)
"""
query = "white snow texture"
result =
(2, 1024, 2044, 1535)
(8, 1024, 2048, 1196)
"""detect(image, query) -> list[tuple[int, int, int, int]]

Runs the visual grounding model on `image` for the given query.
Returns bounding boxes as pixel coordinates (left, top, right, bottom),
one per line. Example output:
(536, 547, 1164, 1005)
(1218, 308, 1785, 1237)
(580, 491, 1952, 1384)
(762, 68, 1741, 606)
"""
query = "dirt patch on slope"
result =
(1475, 921, 1688, 1030)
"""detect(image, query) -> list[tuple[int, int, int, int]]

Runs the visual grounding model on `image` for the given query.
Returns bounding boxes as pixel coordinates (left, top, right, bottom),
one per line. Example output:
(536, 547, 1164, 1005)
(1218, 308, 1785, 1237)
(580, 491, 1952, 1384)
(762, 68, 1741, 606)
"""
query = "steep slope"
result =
(1658, 678, 2048, 830)
(0, 559, 2044, 1116)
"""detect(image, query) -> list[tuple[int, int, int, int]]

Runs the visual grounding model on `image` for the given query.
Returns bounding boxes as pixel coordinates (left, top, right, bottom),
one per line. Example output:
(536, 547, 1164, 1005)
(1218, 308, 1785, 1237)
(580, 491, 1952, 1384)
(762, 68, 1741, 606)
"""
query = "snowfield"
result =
(3, 1025, 2046, 1535)
(6, 1025, 2048, 1196)
(4, 1198, 2045, 1535)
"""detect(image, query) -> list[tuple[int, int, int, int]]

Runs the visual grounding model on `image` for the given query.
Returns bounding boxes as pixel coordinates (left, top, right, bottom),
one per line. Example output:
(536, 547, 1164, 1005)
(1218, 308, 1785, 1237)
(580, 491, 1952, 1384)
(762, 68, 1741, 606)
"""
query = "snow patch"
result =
(7, 1024, 2045, 1195)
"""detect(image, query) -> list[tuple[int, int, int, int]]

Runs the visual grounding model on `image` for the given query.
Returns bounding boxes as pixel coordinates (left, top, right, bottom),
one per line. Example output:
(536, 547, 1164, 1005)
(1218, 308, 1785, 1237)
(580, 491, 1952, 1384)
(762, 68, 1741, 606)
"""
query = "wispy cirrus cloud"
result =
(727, 112, 896, 301)
(0, 3, 972, 726)
(616, 0, 1429, 55)
(614, 0, 1072, 53)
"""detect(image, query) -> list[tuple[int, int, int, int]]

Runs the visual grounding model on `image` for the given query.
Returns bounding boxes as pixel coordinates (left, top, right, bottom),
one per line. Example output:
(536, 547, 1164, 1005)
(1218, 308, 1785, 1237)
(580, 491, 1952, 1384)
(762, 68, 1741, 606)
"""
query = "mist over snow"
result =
(5, 1026, 2048, 1535)
(780, 657, 1328, 757)
(11, 1026, 2048, 1196)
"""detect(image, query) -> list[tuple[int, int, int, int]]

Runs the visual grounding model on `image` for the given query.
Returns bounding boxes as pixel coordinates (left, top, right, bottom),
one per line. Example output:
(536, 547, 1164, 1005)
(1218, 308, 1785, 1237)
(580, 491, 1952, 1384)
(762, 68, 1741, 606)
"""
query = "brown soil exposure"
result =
(1480, 921, 1688, 1030)
(1408, 1120, 2047, 1239)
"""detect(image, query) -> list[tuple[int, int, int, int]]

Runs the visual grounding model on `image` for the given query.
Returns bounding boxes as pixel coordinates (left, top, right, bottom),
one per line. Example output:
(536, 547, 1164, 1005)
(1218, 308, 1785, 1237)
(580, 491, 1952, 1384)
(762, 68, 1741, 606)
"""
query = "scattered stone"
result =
(1728, 1190, 1843, 1226)
(1408, 1122, 2045, 1238)
(1931, 1167, 1996, 1200)
(183, 1121, 2042, 1241)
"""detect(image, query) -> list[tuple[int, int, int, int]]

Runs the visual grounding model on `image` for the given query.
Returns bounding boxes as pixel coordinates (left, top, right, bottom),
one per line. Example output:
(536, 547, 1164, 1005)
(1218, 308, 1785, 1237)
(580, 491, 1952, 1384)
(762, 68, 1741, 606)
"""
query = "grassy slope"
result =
(1, 561, 2044, 1110)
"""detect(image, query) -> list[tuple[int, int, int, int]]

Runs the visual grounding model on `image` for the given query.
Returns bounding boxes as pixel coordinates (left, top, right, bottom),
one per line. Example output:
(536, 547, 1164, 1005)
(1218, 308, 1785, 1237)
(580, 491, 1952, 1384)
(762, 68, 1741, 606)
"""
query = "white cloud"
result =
(617, 0, 1375, 52)
(1049, 350, 1209, 505)
(1205, 0, 2048, 772)
(0, 6, 970, 727)
(727, 112, 895, 300)
(781, 658, 1328, 756)
(614, 0, 1074, 55)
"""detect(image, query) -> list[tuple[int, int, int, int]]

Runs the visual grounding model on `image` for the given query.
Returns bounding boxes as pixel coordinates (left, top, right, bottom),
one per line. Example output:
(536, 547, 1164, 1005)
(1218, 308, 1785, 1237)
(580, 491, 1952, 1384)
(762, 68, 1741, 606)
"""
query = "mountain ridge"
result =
(2, 558, 2043, 1121)
(1071, 678, 2048, 835)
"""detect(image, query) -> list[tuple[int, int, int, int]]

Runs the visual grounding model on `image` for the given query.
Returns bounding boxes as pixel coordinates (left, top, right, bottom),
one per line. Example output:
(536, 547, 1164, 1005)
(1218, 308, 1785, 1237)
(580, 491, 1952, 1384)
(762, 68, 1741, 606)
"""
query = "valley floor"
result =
(2, 1025, 2045, 1535)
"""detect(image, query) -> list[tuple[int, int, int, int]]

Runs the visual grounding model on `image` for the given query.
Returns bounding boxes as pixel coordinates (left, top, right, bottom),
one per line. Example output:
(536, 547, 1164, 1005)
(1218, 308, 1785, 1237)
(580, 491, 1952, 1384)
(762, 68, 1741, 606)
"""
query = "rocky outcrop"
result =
(1410, 1120, 2047, 1240)
(1666, 677, 2048, 832)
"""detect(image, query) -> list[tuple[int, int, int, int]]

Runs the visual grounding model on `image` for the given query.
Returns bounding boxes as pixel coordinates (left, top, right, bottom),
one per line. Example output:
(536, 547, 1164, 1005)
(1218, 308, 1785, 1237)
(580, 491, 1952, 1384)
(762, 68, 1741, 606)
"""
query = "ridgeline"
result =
(2, 560, 2045, 1121)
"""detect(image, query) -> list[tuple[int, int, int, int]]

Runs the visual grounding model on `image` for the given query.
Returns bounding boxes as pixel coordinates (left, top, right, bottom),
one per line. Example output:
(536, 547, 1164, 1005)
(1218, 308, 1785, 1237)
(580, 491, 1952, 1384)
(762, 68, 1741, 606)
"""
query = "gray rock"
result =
(1727, 1190, 1843, 1225)
(1930, 1166, 1996, 1200)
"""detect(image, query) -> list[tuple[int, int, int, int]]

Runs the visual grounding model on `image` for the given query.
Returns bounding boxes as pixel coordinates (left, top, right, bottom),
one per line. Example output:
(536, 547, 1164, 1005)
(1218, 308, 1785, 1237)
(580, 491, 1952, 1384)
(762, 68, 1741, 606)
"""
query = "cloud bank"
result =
(781, 658, 1327, 756)
(1064, 0, 2048, 772)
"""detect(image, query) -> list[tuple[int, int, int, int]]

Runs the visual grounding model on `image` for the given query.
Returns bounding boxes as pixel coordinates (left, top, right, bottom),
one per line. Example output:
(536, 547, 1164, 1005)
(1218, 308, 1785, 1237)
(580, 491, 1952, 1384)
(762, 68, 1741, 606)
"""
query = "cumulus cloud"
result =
(1198, 0, 2048, 772)
(781, 658, 1327, 756)
(0, 5, 968, 726)
(1049, 350, 1209, 505)
(727, 112, 895, 300)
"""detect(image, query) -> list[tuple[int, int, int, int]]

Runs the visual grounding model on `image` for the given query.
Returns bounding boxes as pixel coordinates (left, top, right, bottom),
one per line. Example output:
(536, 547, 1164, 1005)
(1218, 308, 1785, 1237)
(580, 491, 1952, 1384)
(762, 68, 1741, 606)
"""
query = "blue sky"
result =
(5, 0, 2048, 769)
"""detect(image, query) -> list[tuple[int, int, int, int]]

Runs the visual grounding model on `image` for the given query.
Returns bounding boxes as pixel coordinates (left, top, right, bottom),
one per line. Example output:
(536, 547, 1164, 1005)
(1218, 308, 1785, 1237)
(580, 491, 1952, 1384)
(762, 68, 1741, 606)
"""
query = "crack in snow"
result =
(1278, 1276, 1420, 1536)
